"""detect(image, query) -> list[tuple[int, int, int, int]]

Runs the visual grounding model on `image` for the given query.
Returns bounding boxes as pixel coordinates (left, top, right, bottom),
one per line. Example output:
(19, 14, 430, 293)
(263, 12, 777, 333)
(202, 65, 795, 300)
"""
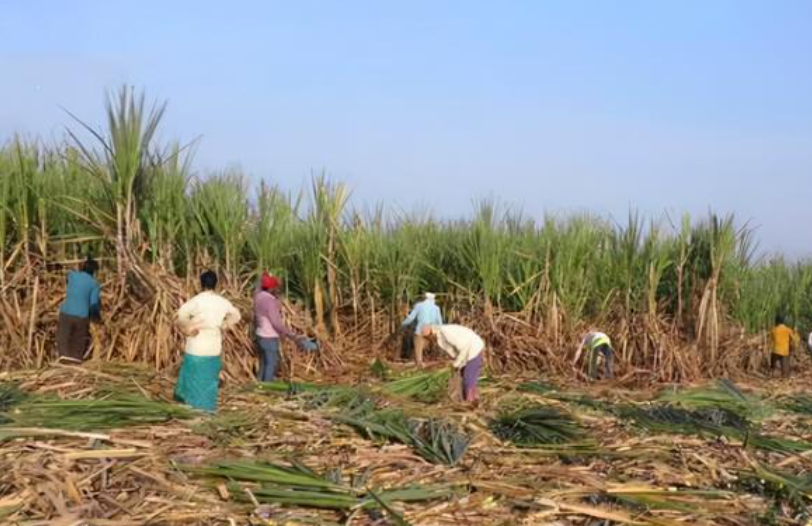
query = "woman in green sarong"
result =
(175, 270, 241, 412)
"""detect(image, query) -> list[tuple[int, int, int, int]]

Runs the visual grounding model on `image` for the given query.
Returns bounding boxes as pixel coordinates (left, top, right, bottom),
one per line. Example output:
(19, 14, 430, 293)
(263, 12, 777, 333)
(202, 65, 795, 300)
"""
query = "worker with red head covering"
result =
(253, 272, 303, 381)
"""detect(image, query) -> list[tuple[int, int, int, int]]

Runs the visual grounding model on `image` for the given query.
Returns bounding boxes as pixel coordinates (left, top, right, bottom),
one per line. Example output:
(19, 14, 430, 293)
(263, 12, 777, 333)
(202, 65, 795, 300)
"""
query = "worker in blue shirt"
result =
(401, 292, 443, 367)
(56, 258, 101, 362)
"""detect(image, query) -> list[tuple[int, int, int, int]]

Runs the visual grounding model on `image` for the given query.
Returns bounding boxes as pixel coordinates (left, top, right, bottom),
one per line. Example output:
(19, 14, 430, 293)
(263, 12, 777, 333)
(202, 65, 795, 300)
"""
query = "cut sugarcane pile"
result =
(3, 363, 812, 525)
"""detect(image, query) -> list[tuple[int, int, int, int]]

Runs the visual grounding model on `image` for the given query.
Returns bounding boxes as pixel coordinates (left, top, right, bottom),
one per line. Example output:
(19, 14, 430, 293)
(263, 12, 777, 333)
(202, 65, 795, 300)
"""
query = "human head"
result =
(200, 270, 218, 291)
(425, 292, 436, 302)
(775, 314, 785, 326)
(81, 258, 99, 276)
(260, 272, 280, 291)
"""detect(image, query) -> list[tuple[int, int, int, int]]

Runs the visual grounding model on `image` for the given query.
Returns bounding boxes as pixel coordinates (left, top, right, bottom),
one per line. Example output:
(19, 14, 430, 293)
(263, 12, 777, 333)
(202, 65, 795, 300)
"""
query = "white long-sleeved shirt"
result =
(434, 324, 485, 369)
(177, 291, 241, 357)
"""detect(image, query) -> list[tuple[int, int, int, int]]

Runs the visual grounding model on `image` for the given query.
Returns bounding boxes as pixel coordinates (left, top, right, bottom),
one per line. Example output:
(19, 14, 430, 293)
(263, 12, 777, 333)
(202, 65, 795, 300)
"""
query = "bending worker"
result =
(401, 292, 443, 367)
(57, 257, 101, 363)
(578, 330, 614, 380)
(421, 324, 485, 403)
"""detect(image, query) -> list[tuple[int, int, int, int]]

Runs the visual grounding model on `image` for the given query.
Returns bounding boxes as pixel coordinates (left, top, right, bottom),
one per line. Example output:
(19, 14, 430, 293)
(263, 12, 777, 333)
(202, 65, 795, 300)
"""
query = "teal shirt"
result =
(60, 271, 101, 319)
(402, 299, 443, 334)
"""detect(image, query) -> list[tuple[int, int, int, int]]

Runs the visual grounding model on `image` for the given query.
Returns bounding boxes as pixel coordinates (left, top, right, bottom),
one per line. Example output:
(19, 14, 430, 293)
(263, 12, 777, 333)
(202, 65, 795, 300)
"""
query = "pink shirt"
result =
(254, 290, 295, 339)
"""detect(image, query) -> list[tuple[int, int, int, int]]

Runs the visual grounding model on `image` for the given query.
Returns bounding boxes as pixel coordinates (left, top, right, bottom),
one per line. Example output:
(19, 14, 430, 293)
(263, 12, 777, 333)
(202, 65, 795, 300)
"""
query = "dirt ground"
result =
(1, 361, 811, 526)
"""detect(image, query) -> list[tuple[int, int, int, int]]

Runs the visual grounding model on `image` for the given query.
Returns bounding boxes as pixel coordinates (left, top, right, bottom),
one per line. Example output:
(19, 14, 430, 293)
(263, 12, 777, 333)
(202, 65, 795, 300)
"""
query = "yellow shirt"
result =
(771, 324, 799, 356)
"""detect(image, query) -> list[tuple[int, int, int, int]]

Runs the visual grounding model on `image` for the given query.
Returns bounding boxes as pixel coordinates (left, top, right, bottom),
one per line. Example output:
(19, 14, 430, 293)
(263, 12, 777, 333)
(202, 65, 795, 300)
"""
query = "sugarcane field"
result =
(2, 87, 812, 526)
(4, 4, 812, 525)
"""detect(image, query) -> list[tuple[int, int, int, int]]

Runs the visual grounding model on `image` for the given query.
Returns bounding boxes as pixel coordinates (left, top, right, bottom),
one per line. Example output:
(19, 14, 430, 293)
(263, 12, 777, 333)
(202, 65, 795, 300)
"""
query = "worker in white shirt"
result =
(174, 270, 241, 412)
(421, 324, 485, 403)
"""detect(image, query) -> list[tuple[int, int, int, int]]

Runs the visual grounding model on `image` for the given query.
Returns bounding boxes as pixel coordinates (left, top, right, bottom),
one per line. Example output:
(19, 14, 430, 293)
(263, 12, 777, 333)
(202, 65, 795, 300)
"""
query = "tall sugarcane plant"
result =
(5, 87, 812, 377)
(64, 85, 166, 293)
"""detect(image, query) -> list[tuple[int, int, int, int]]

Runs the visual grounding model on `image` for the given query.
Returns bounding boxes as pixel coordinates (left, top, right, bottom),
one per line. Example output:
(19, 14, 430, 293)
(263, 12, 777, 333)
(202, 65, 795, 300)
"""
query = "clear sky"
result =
(1, 1, 811, 255)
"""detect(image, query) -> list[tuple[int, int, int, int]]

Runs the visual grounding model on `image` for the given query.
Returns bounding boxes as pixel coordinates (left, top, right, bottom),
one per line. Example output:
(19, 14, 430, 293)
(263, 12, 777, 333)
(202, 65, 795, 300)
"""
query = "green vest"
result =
(588, 333, 611, 351)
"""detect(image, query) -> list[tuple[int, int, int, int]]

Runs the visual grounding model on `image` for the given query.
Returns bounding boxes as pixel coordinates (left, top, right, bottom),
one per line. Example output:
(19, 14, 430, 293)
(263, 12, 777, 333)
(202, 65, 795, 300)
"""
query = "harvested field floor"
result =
(2, 362, 812, 525)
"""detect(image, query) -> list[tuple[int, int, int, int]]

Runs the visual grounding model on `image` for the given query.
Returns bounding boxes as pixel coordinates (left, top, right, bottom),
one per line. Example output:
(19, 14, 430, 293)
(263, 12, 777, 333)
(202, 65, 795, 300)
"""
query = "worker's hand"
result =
(182, 324, 201, 337)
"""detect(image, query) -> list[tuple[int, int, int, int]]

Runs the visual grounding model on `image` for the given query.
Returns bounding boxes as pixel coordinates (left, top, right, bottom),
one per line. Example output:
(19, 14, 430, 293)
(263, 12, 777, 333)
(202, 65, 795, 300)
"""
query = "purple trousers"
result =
(462, 353, 484, 401)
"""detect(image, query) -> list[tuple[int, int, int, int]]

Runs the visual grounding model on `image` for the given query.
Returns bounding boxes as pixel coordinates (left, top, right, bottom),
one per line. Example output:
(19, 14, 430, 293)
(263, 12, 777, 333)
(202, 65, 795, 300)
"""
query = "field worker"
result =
(174, 270, 241, 412)
(401, 292, 443, 367)
(770, 315, 799, 378)
(253, 272, 305, 382)
(578, 330, 614, 380)
(56, 257, 101, 363)
(421, 324, 485, 403)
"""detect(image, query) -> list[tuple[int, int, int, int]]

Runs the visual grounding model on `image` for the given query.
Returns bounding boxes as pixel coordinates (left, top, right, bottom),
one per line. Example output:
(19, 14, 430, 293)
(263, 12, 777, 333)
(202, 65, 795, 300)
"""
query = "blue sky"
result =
(1, 1, 811, 255)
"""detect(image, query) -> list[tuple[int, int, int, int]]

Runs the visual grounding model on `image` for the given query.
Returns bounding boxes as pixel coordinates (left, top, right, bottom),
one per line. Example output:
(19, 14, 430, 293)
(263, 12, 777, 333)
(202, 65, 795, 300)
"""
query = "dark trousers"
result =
(56, 312, 90, 362)
(256, 337, 281, 382)
(589, 344, 614, 380)
(770, 353, 790, 377)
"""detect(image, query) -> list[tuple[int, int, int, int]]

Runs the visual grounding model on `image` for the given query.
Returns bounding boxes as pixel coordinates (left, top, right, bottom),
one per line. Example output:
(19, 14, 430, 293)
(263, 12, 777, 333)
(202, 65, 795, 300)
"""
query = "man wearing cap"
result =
(254, 272, 303, 382)
(401, 292, 443, 367)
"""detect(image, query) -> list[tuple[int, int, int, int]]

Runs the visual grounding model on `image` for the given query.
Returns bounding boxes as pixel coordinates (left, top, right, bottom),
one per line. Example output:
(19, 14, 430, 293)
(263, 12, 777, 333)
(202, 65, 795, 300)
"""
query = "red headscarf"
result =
(260, 272, 280, 291)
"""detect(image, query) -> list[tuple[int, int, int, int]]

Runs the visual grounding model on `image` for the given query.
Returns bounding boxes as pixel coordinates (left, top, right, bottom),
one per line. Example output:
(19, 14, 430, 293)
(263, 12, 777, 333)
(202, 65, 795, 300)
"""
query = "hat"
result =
(261, 272, 280, 291)
(425, 292, 436, 300)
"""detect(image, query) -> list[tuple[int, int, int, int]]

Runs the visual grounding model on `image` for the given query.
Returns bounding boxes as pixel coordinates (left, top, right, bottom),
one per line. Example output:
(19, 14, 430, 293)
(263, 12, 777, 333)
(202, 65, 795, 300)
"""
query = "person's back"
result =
(769, 318, 798, 378)
(402, 293, 443, 367)
(56, 259, 101, 362)
(771, 324, 795, 356)
(61, 270, 101, 319)
(581, 330, 614, 380)
(254, 289, 279, 339)
(585, 331, 611, 351)
(434, 324, 485, 361)
(178, 290, 240, 356)
(174, 270, 240, 413)
(411, 298, 442, 333)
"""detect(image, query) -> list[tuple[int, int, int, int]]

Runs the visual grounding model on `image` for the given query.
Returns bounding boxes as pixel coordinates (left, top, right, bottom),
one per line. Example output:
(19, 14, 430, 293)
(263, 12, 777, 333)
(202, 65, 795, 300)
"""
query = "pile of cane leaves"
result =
(738, 463, 812, 519)
(490, 405, 587, 447)
(779, 394, 812, 417)
(656, 379, 771, 421)
(606, 486, 738, 514)
(383, 369, 451, 403)
(335, 407, 469, 465)
(518, 381, 609, 411)
(256, 380, 332, 396)
(0, 382, 27, 424)
(616, 403, 812, 454)
(255, 377, 468, 465)
(616, 405, 751, 437)
(1, 391, 197, 431)
(184, 459, 455, 513)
